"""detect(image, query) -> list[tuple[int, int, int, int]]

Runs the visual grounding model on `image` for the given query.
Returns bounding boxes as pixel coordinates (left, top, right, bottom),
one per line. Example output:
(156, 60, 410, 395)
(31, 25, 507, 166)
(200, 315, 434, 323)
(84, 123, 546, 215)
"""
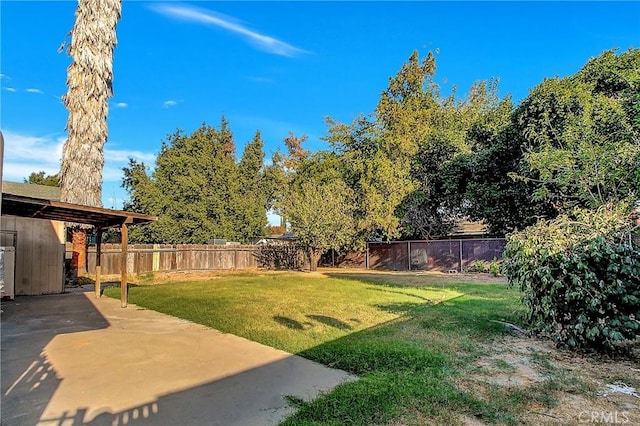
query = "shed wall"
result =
(1, 215, 65, 295)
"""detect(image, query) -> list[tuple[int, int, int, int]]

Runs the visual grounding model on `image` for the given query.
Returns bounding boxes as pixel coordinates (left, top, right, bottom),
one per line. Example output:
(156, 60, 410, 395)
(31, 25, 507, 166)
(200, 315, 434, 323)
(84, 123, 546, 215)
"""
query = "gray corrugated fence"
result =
(366, 239, 506, 272)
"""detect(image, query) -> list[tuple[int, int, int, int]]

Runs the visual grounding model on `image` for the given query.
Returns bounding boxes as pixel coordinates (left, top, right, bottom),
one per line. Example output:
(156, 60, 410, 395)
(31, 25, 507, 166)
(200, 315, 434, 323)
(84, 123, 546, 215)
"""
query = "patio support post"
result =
(120, 219, 131, 308)
(95, 227, 103, 298)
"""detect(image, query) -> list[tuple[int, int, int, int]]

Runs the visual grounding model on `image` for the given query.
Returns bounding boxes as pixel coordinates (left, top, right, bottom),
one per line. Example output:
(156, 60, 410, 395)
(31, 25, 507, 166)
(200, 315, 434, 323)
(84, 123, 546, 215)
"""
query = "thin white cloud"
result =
(114, 102, 128, 108)
(102, 148, 156, 184)
(102, 164, 131, 181)
(3, 87, 16, 92)
(247, 76, 275, 84)
(0, 73, 9, 80)
(105, 148, 156, 164)
(162, 99, 181, 108)
(1, 130, 64, 182)
(26, 88, 44, 94)
(152, 4, 307, 57)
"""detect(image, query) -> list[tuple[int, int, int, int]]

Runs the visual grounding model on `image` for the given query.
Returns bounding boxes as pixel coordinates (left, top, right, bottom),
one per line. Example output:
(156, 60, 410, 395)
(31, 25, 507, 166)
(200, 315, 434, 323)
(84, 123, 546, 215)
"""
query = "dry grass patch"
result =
(460, 335, 640, 425)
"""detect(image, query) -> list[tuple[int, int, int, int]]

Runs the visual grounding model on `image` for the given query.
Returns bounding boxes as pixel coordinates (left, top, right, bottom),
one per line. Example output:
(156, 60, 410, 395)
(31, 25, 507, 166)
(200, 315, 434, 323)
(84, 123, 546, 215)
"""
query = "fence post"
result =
(365, 242, 369, 269)
(407, 241, 411, 271)
(459, 240, 463, 272)
(152, 244, 160, 272)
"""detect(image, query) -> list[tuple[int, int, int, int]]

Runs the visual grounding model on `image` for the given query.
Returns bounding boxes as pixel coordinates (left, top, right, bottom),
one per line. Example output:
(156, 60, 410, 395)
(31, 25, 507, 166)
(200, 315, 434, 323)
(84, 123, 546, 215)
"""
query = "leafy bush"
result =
(488, 258, 501, 277)
(503, 204, 640, 351)
(463, 258, 502, 276)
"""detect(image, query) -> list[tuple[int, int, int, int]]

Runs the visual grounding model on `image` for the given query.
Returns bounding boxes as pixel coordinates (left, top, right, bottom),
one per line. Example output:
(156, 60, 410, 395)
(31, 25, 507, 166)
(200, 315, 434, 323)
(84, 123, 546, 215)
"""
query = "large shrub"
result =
(503, 205, 640, 351)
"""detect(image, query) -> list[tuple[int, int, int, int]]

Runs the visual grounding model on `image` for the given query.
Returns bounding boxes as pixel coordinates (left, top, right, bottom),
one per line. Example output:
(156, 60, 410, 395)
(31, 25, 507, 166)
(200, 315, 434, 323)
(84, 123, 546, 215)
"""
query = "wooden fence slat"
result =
(74, 244, 281, 274)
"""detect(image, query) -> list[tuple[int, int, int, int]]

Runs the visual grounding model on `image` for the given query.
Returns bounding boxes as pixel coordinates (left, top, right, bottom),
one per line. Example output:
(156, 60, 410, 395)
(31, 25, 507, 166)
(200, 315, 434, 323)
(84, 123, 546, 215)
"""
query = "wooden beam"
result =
(121, 222, 128, 308)
(95, 227, 103, 298)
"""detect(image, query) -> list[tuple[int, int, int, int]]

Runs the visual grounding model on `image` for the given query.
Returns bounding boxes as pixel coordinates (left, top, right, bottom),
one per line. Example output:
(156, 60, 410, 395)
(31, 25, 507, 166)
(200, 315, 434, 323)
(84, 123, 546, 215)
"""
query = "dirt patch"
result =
(463, 335, 640, 424)
(475, 352, 546, 387)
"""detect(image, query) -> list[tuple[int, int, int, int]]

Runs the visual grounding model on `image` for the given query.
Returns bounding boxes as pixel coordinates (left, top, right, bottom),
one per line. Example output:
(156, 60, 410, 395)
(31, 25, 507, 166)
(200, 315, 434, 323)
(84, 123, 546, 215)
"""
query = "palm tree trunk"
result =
(60, 0, 121, 278)
(60, 0, 122, 207)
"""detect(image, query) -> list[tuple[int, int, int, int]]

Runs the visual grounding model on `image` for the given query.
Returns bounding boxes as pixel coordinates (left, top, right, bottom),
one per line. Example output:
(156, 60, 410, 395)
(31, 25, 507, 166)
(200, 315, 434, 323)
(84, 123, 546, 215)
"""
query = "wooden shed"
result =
(1, 182, 65, 296)
(1, 181, 156, 306)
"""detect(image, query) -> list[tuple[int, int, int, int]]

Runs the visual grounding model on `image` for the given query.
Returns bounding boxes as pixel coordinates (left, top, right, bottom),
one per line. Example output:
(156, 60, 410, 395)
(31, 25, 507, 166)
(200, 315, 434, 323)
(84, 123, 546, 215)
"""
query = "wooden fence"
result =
(74, 244, 307, 275)
(85, 244, 258, 275)
(67, 239, 506, 275)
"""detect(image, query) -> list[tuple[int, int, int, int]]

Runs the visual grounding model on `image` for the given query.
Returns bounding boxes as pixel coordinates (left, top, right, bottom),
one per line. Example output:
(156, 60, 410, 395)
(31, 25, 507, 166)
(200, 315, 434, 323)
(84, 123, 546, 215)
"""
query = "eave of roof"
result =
(1, 193, 156, 228)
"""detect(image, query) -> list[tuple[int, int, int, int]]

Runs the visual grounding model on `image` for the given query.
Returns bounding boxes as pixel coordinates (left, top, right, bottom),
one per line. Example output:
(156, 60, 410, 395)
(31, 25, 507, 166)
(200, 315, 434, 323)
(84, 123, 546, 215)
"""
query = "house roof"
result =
(449, 220, 488, 237)
(2, 181, 61, 200)
(1, 182, 156, 229)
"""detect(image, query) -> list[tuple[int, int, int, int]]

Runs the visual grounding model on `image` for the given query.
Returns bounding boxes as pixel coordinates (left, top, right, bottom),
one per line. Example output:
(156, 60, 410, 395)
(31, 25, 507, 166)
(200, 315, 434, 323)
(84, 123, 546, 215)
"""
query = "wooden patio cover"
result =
(1, 193, 156, 307)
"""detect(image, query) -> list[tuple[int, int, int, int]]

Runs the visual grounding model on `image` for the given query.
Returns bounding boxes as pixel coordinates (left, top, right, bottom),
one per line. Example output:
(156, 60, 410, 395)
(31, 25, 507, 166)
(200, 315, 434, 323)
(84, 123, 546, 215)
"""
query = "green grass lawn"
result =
(105, 272, 526, 425)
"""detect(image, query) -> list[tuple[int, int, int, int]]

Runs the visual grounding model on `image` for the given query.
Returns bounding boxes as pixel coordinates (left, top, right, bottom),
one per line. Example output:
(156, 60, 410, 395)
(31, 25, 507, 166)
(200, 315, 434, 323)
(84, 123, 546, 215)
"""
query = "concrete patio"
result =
(1, 288, 355, 425)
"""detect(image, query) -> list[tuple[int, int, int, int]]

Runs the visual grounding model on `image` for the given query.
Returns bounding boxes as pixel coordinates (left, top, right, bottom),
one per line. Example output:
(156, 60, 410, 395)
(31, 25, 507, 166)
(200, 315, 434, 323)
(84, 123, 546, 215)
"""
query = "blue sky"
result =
(1, 1, 639, 213)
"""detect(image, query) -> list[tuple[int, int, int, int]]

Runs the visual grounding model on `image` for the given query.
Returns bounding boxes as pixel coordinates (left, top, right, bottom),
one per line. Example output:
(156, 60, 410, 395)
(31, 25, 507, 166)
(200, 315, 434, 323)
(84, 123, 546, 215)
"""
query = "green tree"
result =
(516, 49, 640, 210)
(463, 49, 640, 236)
(24, 171, 60, 187)
(235, 131, 275, 239)
(328, 51, 515, 241)
(502, 49, 640, 352)
(123, 118, 271, 244)
(277, 152, 356, 271)
(326, 51, 439, 242)
(122, 158, 162, 242)
(399, 80, 506, 238)
(463, 97, 556, 235)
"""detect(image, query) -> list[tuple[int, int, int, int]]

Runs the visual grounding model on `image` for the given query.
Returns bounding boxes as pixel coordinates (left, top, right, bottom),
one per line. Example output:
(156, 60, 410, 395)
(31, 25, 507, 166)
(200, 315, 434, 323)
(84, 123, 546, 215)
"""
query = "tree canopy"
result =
(123, 118, 278, 244)
(24, 171, 60, 187)
(122, 48, 639, 257)
(516, 49, 640, 210)
(276, 137, 356, 270)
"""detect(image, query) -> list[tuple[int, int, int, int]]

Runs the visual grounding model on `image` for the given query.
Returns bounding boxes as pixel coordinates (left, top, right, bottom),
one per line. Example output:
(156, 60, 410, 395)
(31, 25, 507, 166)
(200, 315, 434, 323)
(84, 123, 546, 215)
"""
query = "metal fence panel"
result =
(368, 239, 506, 272)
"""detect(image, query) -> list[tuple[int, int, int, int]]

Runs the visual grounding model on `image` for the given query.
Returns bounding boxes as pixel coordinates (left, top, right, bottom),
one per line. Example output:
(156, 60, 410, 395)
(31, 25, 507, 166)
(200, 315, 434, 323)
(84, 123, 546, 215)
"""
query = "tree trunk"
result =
(60, 0, 121, 207)
(308, 248, 320, 272)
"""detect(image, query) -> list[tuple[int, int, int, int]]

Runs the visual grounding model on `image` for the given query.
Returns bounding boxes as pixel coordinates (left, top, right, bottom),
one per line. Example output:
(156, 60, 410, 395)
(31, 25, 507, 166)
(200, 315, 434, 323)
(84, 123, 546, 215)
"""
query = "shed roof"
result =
(1, 182, 155, 229)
